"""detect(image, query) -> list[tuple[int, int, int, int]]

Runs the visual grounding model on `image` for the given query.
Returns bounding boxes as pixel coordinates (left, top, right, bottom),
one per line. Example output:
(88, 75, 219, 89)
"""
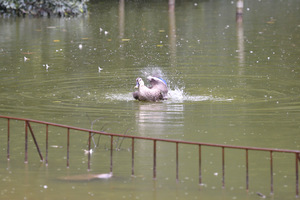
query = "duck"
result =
(133, 76, 168, 101)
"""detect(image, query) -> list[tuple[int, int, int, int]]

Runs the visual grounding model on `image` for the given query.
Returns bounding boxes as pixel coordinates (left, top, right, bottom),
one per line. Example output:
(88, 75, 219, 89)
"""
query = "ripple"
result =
(105, 93, 133, 102)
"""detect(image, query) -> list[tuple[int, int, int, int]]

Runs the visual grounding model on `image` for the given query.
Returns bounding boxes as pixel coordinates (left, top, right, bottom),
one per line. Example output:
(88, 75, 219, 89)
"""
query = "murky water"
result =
(1, 0, 300, 199)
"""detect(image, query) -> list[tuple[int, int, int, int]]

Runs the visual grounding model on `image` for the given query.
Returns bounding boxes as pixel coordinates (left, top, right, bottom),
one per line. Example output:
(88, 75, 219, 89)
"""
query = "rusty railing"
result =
(0, 115, 299, 196)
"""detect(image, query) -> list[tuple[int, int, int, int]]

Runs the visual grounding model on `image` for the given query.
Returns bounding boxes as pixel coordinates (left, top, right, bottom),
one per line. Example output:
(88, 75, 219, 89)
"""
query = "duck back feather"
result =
(133, 77, 168, 101)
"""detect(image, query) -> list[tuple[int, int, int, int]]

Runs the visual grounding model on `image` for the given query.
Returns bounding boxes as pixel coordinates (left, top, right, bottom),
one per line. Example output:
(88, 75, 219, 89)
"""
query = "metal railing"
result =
(0, 115, 299, 196)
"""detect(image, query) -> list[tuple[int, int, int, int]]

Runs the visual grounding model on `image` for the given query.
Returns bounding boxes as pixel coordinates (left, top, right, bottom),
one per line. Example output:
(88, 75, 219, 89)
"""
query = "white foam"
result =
(96, 172, 113, 179)
(167, 87, 233, 102)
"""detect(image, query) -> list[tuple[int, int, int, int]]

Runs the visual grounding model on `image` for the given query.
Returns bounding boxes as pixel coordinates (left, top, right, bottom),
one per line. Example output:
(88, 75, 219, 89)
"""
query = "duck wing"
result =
(147, 76, 168, 99)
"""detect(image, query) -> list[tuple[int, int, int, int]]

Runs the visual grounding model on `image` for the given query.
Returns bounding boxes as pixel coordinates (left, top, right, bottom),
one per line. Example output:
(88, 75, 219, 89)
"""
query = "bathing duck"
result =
(133, 76, 168, 101)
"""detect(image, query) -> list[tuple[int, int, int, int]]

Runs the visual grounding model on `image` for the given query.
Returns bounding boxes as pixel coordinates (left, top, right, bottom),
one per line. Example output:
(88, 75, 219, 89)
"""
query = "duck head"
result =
(135, 77, 145, 89)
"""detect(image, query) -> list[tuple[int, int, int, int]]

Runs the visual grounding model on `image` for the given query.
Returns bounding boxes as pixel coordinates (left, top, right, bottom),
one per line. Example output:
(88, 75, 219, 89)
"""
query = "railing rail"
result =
(0, 115, 299, 197)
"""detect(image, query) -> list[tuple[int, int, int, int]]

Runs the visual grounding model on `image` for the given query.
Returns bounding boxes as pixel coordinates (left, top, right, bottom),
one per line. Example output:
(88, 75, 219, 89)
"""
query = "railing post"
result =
(26, 121, 43, 161)
(222, 147, 225, 188)
(132, 138, 135, 176)
(67, 128, 70, 168)
(270, 151, 273, 194)
(110, 136, 113, 173)
(296, 153, 299, 197)
(199, 144, 202, 185)
(153, 140, 157, 180)
(25, 121, 28, 163)
(246, 149, 249, 192)
(88, 132, 91, 170)
(176, 142, 179, 182)
(46, 124, 48, 166)
(7, 118, 10, 160)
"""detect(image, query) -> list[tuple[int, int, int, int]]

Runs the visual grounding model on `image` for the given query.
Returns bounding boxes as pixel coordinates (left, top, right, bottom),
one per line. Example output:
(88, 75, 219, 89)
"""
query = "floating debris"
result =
(100, 28, 108, 35)
(83, 149, 93, 155)
(79, 44, 83, 49)
(256, 192, 266, 198)
(43, 64, 50, 71)
(59, 172, 113, 181)
(50, 145, 63, 148)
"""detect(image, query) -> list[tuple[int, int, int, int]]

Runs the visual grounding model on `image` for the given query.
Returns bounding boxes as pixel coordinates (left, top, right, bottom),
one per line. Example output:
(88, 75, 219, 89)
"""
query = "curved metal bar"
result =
(1, 115, 300, 196)
(1, 115, 299, 154)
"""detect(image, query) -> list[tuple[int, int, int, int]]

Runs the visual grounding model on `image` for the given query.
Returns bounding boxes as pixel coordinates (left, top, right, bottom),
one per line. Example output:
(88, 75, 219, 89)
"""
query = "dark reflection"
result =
(169, 0, 175, 10)
(168, 0, 177, 68)
(236, 0, 243, 23)
(236, 0, 244, 75)
(236, 17, 244, 69)
(119, 0, 125, 39)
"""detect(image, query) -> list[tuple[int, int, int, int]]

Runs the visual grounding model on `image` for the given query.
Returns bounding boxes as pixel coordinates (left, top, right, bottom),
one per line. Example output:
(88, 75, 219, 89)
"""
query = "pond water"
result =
(0, 0, 300, 199)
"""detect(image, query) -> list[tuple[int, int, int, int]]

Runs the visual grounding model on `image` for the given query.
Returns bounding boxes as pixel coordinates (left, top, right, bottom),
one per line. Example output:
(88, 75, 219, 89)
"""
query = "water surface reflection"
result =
(136, 102, 184, 136)
(1, 0, 300, 199)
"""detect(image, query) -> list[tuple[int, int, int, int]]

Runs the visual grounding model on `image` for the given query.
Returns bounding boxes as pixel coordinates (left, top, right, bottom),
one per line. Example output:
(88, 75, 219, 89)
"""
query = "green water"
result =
(0, 0, 300, 199)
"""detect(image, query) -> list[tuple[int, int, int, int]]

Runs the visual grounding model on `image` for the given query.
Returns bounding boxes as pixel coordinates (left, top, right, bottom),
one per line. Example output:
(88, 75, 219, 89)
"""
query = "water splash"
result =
(105, 66, 233, 102)
(140, 66, 166, 80)
(167, 87, 233, 102)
